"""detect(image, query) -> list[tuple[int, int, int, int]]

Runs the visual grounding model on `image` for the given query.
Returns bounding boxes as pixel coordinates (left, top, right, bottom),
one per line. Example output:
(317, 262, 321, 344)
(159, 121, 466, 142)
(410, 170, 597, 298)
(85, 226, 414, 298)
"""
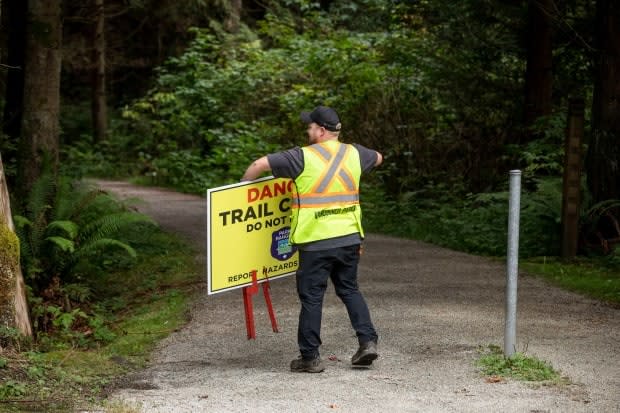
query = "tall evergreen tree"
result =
(17, 0, 63, 196)
(1, 0, 27, 173)
(224, 0, 242, 32)
(92, 0, 107, 143)
(523, 0, 553, 132)
(587, 0, 620, 203)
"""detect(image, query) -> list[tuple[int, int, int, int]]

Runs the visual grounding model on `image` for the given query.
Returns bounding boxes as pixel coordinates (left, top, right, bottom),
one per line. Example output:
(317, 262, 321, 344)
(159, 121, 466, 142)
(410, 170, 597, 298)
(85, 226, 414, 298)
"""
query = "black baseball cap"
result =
(300, 106, 342, 132)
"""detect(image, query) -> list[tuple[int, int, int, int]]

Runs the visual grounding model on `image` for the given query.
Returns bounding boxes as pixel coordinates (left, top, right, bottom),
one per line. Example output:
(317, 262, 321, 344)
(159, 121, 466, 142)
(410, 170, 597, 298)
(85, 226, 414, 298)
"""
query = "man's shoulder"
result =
(269, 147, 303, 161)
(283, 146, 304, 156)
(268, 147, 304, 178)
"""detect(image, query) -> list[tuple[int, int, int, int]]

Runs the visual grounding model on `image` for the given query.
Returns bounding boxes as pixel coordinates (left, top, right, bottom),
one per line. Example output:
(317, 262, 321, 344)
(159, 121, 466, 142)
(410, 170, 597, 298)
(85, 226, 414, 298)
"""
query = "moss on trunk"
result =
(0, 223, 20, 328)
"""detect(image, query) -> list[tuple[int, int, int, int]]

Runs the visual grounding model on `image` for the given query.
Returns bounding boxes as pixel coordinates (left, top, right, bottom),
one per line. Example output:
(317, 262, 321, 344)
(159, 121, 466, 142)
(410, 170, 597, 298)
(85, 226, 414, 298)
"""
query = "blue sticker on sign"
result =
(271, 227, 297, 261)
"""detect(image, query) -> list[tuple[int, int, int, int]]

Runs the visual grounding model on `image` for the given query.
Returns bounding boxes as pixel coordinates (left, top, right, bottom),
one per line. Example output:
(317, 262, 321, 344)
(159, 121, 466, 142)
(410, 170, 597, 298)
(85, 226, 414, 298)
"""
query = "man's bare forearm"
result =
(241, 156, 271, 181)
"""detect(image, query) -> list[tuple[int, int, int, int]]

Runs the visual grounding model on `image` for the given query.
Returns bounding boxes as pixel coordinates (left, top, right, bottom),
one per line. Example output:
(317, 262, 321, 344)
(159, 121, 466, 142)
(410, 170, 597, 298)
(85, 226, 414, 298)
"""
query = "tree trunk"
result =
(587, 0, 620, 203)
(0, 154, 33, 337)
(561, 99, 584, 259)
(523, 0, 553, 132)
(2, 0, 28, 169)
(224, 0, 242, 33)
(92, 0, 107, 143)
(17, 0, 63, 197)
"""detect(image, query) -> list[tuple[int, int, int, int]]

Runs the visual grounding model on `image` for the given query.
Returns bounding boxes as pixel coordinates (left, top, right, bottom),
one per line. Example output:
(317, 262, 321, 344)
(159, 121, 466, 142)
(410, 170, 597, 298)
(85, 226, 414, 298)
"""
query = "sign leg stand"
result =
(242, 286, 256, 340)
(242, 270, 279, 339)
(262, 281, 279, 333)
(243, 270, 259, 340)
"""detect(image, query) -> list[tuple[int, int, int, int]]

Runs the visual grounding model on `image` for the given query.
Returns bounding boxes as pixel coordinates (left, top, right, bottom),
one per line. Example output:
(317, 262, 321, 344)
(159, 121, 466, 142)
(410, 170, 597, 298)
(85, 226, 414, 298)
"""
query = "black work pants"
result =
(296, 244, 378, 360)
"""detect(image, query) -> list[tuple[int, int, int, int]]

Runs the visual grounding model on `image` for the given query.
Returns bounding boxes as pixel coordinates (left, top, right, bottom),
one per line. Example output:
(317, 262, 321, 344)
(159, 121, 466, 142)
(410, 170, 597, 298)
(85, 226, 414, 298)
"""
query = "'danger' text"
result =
(247, 180, 294, 203)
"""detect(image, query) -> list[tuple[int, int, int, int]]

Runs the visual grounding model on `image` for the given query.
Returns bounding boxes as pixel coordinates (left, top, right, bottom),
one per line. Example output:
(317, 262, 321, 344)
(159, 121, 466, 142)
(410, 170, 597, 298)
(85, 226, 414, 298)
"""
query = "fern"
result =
(29, 206, 51, 259)
(73, 238, 137, 261)
(13, 216, 33, 261)
(14, 173, 55, 288)
(13, 173, 158, 294)
(67, 189, 110, 221)
(61, 283, 92, 303)
(46, 220, 79, 239)
(26, 172, 55, 222)
(584, 199, 620, 221)
(13, 215, 32, 229)
(45, 236, 75, 253)
(80, 212, 155, 242)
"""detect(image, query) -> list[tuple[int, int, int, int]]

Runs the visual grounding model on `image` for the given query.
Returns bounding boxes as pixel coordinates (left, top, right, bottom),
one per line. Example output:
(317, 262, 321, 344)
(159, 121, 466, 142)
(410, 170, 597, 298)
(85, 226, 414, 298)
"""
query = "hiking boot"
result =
(290, 356, 325, 373)
(351, 341, 378, 366)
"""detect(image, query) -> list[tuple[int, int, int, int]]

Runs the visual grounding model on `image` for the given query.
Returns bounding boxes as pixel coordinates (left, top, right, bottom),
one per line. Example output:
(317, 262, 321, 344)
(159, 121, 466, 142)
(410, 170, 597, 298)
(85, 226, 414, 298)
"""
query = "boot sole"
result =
(351, 352, 378, 367)
(291, 367, 325, 373)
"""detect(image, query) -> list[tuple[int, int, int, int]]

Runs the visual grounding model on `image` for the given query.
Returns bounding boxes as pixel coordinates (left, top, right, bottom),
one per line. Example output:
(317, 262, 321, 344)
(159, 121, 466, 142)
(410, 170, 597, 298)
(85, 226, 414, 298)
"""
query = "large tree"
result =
(224, 0, 242, 32)
(523, 0, 553, 131)
(16, 0, 63, 197)
(92, 0, 107, 143)
(0, 154, 33, 337)
(587, 0, 620, 204)
(0, 0, 34, 339)
(1, 0, 27, 171)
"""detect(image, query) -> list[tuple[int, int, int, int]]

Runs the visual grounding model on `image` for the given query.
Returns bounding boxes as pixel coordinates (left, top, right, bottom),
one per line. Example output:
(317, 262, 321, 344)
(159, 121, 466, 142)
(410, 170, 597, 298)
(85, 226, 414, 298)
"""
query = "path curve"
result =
(97, 180, 620, 413)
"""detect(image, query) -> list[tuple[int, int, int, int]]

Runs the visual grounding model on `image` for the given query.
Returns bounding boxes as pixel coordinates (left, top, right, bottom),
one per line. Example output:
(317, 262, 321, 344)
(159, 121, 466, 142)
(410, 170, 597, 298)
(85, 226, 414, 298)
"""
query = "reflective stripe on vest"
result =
(293, 142, 359, 208)
(290, 141, 364, 244)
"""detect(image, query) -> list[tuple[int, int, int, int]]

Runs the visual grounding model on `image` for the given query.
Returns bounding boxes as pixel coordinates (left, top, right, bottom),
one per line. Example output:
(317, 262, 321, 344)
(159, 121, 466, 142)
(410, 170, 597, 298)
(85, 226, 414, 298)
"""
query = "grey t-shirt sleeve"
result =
(267, 147, 304, 179)
(352, 144, 379, 173)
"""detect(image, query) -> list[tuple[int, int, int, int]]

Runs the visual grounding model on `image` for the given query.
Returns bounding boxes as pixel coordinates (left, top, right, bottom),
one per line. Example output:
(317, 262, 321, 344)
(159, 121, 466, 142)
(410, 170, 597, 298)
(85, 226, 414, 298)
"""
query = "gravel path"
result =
(97, 180, 620, 413)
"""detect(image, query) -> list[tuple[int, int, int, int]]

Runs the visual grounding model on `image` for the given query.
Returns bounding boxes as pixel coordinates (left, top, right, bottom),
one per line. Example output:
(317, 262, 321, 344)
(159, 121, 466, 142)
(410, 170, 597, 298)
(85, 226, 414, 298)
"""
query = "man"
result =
(241, 106, 382, 373)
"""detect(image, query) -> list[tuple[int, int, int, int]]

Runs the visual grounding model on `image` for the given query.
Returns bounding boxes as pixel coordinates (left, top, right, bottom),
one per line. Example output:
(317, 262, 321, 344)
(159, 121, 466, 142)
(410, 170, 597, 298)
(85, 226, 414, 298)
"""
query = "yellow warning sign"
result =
(207, 176, 298, 295)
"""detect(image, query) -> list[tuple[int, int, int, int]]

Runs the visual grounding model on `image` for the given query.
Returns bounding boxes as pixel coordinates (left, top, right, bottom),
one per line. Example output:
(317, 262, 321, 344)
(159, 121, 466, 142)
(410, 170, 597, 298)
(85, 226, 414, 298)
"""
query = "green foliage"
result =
(29, 299, 119, 350)
(26, 284, 117, 351)
(100, 26, 289, 190)
(365, 177, 563, 258)
(58, 0, 603, 263)
(328, 0, 399, 31)
(477, 345, 563, 383)
(0, 126, 18, 179)
(14, 174, 154, 293)
(60, 0, 595, 204)
(609, 249, 620, 268)
(12, 173, 157, 349)
(523, 257, 620, 304)
(0, 380, 27, 399)
(79, 11, 455, 192)
(84, 0, 568, 198)
(517, 113, 568, 177)
(0, 326, 27, 351)
(579, 199, 620, 257)
(61, 139, 129, 179)
(0, 215, 200, 407)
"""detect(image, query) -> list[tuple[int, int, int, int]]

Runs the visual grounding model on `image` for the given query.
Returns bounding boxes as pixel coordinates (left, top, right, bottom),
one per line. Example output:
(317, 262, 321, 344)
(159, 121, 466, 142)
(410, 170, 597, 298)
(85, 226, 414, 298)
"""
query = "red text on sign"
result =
(247, 180, 294, 203)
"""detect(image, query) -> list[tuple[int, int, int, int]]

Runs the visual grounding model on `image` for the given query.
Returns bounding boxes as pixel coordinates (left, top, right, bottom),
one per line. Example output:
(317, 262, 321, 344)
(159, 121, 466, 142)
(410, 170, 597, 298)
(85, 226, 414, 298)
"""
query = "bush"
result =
(13, 173, 156, 347)
(80, 15, 451, 193)
(364, 177, 563, 258)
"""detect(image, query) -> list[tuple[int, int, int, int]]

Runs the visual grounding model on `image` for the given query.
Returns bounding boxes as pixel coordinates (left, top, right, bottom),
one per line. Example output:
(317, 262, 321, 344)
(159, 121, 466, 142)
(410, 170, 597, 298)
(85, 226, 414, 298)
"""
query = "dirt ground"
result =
(97, 180, 620, 413)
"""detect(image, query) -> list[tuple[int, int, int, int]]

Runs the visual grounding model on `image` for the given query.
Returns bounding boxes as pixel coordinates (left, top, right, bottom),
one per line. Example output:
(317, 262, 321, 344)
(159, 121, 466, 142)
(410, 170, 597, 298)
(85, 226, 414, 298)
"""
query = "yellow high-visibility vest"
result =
(290, 140, 364, 244)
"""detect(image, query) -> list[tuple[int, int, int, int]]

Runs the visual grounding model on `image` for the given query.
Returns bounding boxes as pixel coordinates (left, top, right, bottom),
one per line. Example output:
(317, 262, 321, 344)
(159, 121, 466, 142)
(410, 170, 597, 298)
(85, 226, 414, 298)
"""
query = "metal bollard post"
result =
(504, 170, 521, 357)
